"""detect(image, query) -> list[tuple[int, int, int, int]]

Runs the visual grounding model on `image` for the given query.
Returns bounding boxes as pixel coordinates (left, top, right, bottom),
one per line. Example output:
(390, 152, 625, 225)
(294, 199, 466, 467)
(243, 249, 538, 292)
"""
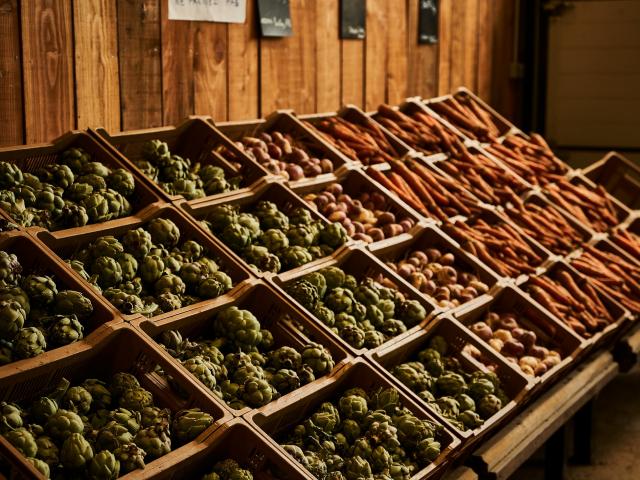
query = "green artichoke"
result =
(21, 274, 58, 306)
(134, 425, 171, 459)
(0, 300, 26, 340)
(301, 342, 335, 376)
(148, 218, 180, 248)
(61, 432, 94, 469)
(13, 327, 46, 359)
(25, 457, 50, 478)
(3, 426, 37, 457)
(171, 408, 214, 444)
(45, 408, 84, 439)
(0, 402, 23, 432)
(89, 450, 121, 480)
(113, 443, 146, 473)
(119, 387, 154, 411)
(48, 314, 84, 346)
(62, 385, 92, 414)
(36, 435, 60, 466)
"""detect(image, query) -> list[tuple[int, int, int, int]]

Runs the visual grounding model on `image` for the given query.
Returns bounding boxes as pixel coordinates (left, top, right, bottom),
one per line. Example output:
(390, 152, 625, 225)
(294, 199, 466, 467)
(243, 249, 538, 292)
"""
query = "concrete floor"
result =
(511, 365, 640, 480)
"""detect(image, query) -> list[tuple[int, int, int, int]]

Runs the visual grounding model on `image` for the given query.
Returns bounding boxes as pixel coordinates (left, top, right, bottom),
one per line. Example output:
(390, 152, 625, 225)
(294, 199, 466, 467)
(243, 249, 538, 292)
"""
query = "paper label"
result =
(168, 0, 246, 23)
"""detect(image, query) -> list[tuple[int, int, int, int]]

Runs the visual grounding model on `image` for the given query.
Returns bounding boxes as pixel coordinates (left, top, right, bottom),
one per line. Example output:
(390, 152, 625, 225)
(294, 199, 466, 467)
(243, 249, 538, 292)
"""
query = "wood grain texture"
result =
(437, 0, 452, 95)
(407, 0, 437, 98)
(449, 0, 465, 91)
(476, 0, 492, 101)
(194, 22, 227, 121)
(74, 0, 120, 131)
(341, 40, 364, 107)
(21, 0, 75, 143)
(386, 0, 407, 105)
(260, 0, 315, 114)
(117, 0, 163, 131)
(463, 0, 479, 91)
(491, 0, 517, 120)
(315, 0, 340, 112)
(228, 0, 258, 119)
(161, 3, 194, 125)
(0, 0, 23, 145)
(365, 0, 387, 110)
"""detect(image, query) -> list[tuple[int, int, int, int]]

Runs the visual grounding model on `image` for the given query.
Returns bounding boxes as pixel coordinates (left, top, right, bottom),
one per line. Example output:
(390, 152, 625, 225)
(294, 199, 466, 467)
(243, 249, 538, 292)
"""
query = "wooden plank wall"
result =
(0, 0, 517, 146)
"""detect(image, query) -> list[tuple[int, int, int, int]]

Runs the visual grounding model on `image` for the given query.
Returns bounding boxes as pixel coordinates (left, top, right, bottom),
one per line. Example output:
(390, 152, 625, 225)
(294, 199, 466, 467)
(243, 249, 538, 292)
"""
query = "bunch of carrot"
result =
(442, 217, 545, 278)
(304, 116, 399, 165)
(486, 134, 569, 186)
(611, 228, 640, 260)
(545, 178, 622, 232)
(373, 104, 463, 156)
(365, 159, 481, 221)
(504, 197, 587, 255)
(435, 142, 529, 206)
(526, 270, 614, 338)
(571, 245, 640, 312)
(429, 95, 504, 142)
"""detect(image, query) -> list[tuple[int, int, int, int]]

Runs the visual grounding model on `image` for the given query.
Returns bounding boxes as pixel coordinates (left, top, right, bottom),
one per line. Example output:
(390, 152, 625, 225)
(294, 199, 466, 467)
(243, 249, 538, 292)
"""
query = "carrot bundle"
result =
(611, 228, 640, 259)
(365, 159, 482, 221)
(526, 271, 614, 338)
(304, 116, 399, 166)
(571, 245, 640, 313)
(504, 198, 587, 255)
(429, 95, 504, 142)
(486, 133, 569, 186)
(442, 217, 545, 278)
(545, 179, 622, 232)
(374, 104, 463, 156)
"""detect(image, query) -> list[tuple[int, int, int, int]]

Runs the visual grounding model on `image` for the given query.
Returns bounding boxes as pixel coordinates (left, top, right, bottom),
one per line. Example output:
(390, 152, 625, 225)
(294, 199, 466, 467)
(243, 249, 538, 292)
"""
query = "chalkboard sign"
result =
(257, 0, 292, 37)
(418, 0, 438, 44)
(340, 0, 366, 39)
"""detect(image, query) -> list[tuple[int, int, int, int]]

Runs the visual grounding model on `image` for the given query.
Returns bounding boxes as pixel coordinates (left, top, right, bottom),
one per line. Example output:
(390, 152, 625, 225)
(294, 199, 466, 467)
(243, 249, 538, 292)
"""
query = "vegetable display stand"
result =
(501, 191, 595, 257)
(91, 117, 270, 205)
(582, 151, 640, 210)
(442, 207, 555, 286)
(367, 315, 531, 444)
(271, 245, 441, 357)
(34, 203, 254, 322)
(132, 278, 351, 417)
(520, 259, 631, 351)
(0, 130, 164, 233)
(0, 322, 233, 479)
(454, 285, 585, 387)
(179, 179, 353, 278)
(368, 224, 502, 316)
(290, 166, 424, 248)
(0, 231, 118, 382)
(298, 104, 413, 167)
(244, 358, 461, 480)
(134, 417, 309, 479)
(215, 111, 351, 189)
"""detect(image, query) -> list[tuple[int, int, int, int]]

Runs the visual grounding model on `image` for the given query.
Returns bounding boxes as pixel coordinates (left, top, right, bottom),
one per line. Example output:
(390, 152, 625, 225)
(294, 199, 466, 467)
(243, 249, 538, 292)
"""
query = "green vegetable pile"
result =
(278, 386, 443, 479)
(200, 459, 253, 480)
(136, 140, 242, 200)
(157, 306, 335, 410)
(0, 217, 19, 232)
(285, 267, 427, 350)
(391, 335, 509, 432)
(0, 149, 136, 230)
(200, 201, 348, 274)
(0, 375, 215, 479)
(64, 218, 233, 316)
(0, 250, 94, 364)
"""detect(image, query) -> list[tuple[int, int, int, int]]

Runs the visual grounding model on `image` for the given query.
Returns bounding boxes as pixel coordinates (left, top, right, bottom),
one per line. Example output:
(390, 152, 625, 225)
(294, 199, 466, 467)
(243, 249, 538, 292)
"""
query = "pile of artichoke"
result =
(0, 375, 215, 479)
(0, 217, 18, 232)
(157, 306, 335, 410)
(64, 218, 234, 316)
(0, 250, 94, 364)
(285, 267, 427, 350)
(391, 335, 509, 432)
(200, 201, 348, 274)
(135, 140, 242, 200)
(201, 459, 253, 480)
(0, 148, 136, 231)
(278, 386, 443, 479)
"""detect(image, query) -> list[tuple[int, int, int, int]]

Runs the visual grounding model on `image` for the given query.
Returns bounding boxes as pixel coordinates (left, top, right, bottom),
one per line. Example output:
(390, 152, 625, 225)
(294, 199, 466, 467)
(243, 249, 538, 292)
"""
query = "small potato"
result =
(320, 159, 334, 173)
(269, 131, 282, 142)
(488, 338, 504, 352)
(353, 221, 365, 234)
(493, 329, 513, 342)
(470, 321, 493, 341)
(528, 345, 548, 359)
(344, 222, 356, 236)
(519, 330, 537, 350)
(337, 193, 352, 204)
(440, 253, 455, 266)
(386, 262, 398, 272)
(324, 192, 336, 203)
(353, 233, 373, 243)
(286, 164, 304, 180)
(519, 356, 539, 369)
(409, 250, 428, 264)
(377, 212, 396, 226)
(405, 257, 421, 268)
(422, 268, 433, 280)
(290, 147, 309, 163)
(397, 263, 416, 278)
(502, 339, 525, 357)
(409, 272, 427, 290)
(421, 280, 437, 295)
(462, 286, 478, 298)
(324, 202, 338, 215)
(399, 219, 414, 233)
(267, 143, 282, 159)
(335, 203, 349, 213)
(382, 224, 403, 238)
(435, 286, 450, 301)
(326, 183, 342, 196)
(469, 280, 489, 294)
(304, 165, 322, 177)
(425, 248, 442, 262)
(436, 266, 457, 285)
(370, 192, 386, 209)
(542, 355, 561, 368)
(534, 362, 548, 376)
(329, 211, 347, 222)
(486, 312, 501, 328)
(498, 316, 519, 331)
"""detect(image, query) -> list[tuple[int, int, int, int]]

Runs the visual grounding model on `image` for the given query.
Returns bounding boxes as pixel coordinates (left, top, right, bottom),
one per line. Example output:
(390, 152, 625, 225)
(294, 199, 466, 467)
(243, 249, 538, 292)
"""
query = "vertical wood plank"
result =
(491, 0, 516, 119)
(193, 23, 228, 121)
(386, 0, 408, 105)
(228, 0, 259, 119)
(260, 0, 315, 114)
(341, 40, 364, 107)
(463, 0, 479, 91)
(74, 0, 120, 131)
(407, 0, 437, 98)
(315, 0, 340, 112)
(22, 0, 75, 143)
(161, 4, 194, 125)
(449, 0, 465, 91)
(0, 0, 23, 145)
(437, 0, 452, 95)
(117, 0, 163, 131)
(365, 0, 387, 110)
(476, 0, 492, 101)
